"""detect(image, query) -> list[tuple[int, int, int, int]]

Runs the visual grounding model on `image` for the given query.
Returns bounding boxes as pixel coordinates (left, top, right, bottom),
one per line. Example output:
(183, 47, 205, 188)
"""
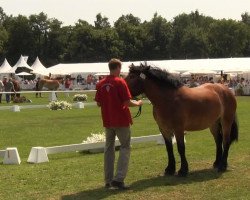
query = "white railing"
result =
(27, 134, 164, 164)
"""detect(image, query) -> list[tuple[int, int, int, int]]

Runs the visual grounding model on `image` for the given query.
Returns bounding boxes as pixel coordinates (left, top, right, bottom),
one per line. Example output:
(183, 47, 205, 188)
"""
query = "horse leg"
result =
(209, 121, 223, 169)
(161, 131, 176, 176)
(218, 121, 232, 172)
(175, 131, 188, 177)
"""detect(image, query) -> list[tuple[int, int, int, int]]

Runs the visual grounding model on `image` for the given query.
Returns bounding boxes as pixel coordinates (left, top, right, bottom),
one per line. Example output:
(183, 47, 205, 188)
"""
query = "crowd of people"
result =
(0, 71, 248, 104)
(181, 75, 249, 96)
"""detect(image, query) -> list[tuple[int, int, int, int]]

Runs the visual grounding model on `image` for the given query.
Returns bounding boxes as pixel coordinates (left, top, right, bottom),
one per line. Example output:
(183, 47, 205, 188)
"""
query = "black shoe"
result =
(111, 181, 130, 190)
(105, 183, 111, 189)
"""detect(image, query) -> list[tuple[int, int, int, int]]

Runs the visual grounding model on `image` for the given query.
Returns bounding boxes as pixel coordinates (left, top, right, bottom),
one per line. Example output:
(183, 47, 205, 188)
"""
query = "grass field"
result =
(0, 93, 249, 200)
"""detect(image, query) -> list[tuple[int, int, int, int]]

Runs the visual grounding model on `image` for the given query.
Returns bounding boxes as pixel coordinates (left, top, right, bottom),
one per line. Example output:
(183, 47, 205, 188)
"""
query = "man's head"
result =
(108, 58, 122, 71)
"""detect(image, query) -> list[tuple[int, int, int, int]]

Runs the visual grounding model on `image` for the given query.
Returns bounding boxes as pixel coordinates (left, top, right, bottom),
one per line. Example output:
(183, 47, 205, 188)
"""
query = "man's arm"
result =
(123, 99, 143, 107)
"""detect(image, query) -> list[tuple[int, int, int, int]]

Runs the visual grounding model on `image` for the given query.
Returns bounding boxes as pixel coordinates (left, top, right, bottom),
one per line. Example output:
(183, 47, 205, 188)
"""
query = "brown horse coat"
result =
(125, 64, 238, 176)
(37, 79, 61, 91)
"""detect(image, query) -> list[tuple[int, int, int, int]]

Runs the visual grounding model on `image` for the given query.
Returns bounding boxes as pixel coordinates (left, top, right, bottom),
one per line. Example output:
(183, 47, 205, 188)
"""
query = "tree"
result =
(68, 20, 95, 62)
(114, 14, 144, 60)
(241, 12, 250, 26)
(0, 7, 7, 26)
(170, 11, 214, 58)
(29, 12, 50, 58)
(5, 15, 35, 64)
(143, 13, 172, 60)
(0, 26, 8, 58)
(45, 19, 64, 65)
(208, 19, 249, 57)
(180, 25, 208, 58)
(94, 13, 110, 29)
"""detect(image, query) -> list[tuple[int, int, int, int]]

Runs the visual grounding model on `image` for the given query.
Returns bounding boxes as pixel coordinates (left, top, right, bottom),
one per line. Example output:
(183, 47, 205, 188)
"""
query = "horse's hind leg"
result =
(209, 121, 223, 169)
(175, 131, 188, 176)
(218, 120, 233, 172)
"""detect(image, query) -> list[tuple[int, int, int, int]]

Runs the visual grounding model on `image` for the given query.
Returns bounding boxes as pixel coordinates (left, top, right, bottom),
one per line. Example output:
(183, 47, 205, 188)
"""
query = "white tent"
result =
(16, 72, 33, 76)
(31, 56, 48, 75)
(45, 57, 250, 76)
(0, 58, 12, 74)
(46, 61, 137, 76)
(8, 55, 33, 73)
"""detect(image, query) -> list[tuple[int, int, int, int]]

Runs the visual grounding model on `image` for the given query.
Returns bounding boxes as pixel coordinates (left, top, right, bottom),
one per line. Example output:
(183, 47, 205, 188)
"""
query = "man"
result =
(0, 78, 4, 103)
(95, 58, 143, 190)
(4, 77, 15, 103)
(35, 77, 42, 98)
(64, 77, 71, 97)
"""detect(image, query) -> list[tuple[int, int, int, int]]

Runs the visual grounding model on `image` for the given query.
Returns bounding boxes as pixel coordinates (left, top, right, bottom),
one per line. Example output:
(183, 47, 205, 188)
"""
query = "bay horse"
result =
(125, 63, 238, 176)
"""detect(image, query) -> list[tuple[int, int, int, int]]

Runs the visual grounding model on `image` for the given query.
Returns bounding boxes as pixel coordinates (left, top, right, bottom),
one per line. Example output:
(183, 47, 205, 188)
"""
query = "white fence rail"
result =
(27, 134, 164, 164)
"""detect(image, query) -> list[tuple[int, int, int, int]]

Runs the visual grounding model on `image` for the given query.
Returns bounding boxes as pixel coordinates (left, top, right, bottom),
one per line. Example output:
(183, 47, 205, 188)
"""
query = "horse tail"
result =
(230, 113, 239, 145)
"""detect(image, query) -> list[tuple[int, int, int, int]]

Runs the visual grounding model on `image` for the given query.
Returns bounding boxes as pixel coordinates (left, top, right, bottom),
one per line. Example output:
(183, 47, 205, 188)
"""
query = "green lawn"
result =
(0, 95, 249, 200)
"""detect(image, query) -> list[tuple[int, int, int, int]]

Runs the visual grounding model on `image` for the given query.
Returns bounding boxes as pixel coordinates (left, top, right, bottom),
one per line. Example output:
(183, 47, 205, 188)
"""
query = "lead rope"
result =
(132, 97, 142, 118)
(132, 105, 142, 119)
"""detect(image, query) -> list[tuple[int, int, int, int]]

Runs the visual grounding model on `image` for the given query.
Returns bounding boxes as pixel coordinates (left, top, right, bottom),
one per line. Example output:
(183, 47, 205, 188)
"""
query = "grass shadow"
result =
(61, 168, 222, 200)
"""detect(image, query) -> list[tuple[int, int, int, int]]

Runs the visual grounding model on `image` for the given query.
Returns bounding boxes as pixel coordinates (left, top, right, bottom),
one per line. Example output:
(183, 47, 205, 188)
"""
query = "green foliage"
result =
(0, 96, 249, 199)
(0, 7, 250, 64)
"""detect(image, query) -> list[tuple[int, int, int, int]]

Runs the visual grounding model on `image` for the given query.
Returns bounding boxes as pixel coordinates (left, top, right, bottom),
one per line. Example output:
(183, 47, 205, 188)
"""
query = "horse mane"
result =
(129, 63, 183, 89)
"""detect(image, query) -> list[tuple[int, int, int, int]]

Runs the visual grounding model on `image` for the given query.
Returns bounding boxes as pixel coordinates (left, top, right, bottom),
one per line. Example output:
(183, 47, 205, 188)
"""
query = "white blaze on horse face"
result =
(140, 73, 146, 80)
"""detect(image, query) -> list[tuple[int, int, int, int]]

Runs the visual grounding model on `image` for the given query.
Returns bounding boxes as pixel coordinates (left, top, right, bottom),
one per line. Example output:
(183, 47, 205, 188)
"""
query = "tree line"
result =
(0, 7, 250, 67)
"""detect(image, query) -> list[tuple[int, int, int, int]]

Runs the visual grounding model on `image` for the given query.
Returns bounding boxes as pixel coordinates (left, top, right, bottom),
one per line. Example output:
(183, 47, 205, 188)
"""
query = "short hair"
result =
(108, 58, 121, 71)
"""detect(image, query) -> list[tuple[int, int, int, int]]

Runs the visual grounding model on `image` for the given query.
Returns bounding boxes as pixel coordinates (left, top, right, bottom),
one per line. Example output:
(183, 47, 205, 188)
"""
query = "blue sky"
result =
(0, 0, 249, 26)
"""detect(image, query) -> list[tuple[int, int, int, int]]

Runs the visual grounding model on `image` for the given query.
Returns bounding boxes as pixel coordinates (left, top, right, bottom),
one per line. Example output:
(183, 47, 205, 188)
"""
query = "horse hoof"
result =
(218, 165, 227, 172)
(164, 170, 175, 176)
(218, 162, 227, 172)
(213, 162, 219, 169)
(177, 169, 188, 177)
(164, 167, 176, 176)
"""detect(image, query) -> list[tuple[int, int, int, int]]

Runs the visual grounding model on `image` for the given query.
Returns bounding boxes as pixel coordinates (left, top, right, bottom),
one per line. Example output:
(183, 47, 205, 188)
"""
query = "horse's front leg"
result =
(160, 129, 176, 176)
(175, 131, 189, 177)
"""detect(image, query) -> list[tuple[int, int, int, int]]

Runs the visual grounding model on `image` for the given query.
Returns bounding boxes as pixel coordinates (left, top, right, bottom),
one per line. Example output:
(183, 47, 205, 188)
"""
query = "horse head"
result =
(124, 63, 149, 97)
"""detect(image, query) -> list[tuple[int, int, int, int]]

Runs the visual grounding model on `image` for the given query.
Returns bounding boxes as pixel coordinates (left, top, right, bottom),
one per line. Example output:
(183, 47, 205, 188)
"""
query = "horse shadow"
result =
(61, 168, 222, 200)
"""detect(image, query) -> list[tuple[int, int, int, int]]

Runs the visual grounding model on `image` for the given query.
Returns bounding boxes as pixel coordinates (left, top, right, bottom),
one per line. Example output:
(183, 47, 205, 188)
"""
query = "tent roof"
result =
(46, 61, 138, 75)
(16, 71, 33, 76)
(8, 55, 33, 73)
(31, 57, 48, 75)
(43, 57, 250, 76)
(0, 58, 12, 73)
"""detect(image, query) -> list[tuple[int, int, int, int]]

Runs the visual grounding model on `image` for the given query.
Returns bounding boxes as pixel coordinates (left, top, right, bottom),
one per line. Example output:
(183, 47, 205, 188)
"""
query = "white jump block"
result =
(75, 102, 84, 109)
(3, 147, 21, 165)
(11, 105, 20, 112)
(27, 147, 49, 164)
(49, 91, 57, 101)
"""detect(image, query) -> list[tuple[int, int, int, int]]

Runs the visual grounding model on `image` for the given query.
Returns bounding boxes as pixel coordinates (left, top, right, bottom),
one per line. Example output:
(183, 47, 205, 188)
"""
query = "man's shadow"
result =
(61, 168, 222, 200)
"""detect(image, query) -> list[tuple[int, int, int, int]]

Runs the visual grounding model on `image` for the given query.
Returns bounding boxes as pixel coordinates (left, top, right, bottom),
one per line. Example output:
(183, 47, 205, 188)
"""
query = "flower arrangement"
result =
(82, 132, 119, 144)
(73, 94, 88, 102)
(48, 100, 72, 110)
(82, 132, 106, 144)
(81, 132, 120, 153)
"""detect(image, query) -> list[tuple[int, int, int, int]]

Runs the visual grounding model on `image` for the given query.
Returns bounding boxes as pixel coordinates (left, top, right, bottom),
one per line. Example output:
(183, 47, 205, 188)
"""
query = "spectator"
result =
(64, 77, 71, 97)
(0, 78, 4, 103)
(4, 78, 15, 103)
(35, 77, 42, 98)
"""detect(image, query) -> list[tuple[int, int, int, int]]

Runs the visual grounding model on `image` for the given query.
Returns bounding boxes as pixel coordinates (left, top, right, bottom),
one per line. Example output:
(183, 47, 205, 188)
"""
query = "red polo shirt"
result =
(95, 75, 132, 128)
